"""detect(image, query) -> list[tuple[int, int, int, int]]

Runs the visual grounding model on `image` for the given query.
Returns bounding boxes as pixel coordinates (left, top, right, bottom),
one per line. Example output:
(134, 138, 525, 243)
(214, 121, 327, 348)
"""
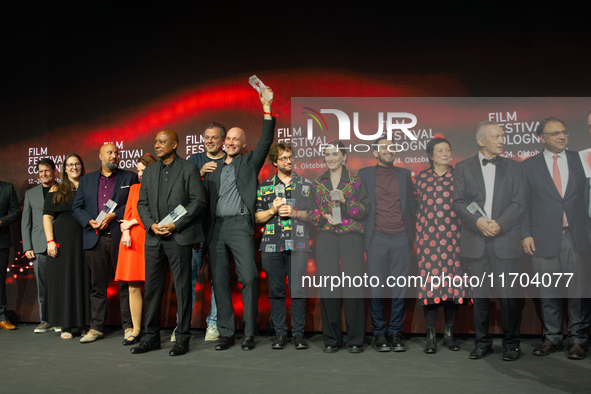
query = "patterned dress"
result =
(413, 167, 466, 305)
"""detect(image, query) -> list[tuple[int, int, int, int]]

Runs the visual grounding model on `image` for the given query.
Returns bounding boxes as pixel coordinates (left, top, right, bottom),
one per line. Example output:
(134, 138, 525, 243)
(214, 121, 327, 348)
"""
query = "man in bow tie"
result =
(452, 121, 524, 361)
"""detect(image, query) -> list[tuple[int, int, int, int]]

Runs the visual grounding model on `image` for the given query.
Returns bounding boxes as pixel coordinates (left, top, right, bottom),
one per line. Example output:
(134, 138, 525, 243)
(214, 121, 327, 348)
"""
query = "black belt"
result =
(562, 227, 569, 233)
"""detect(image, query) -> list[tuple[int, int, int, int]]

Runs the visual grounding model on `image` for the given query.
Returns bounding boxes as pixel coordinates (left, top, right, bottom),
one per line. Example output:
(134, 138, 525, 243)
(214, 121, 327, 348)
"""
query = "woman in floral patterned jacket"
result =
(307, 140, 370, 354)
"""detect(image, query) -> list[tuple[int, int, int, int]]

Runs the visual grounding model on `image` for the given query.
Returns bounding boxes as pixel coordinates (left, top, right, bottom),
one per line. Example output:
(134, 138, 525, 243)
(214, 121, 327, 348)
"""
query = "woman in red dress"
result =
(115, 154, 157, 345)
(414, 138, 466, 353)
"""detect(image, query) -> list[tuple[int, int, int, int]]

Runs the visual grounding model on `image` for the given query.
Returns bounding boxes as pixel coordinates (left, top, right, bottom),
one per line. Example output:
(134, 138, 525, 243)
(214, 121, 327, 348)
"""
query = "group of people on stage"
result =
(2, 89, 590, 361)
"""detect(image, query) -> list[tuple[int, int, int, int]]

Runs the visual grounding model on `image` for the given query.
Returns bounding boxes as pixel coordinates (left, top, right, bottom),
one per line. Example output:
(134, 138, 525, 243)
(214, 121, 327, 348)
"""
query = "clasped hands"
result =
(476, 217, 501, 237)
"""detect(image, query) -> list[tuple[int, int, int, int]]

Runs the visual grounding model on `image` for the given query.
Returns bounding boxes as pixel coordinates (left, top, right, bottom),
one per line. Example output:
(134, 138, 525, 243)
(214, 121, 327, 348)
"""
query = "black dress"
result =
(43, 191, 91, 328)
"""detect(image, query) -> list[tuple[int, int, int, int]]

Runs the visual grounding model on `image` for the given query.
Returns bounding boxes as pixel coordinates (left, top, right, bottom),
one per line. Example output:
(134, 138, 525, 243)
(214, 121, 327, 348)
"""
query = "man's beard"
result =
(102, 161, 118, 170)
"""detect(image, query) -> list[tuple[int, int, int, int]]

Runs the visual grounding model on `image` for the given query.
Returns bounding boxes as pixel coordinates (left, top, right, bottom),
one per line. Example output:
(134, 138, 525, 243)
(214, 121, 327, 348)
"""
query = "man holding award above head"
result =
(73, 143, 138, 343)
(203, 86, 275, 351)
(132, 129, 206, 356)
(452, 121, 523, 361)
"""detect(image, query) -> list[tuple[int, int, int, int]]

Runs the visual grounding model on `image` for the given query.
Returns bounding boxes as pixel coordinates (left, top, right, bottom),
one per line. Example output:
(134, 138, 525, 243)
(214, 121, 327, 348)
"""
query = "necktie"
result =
(552, 154, 566, 226)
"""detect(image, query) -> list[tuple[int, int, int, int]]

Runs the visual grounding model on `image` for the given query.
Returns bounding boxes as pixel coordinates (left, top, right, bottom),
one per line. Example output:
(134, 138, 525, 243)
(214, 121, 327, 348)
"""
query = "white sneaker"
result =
(205, 326, 220, 341)
(170, 326, 178, 342)
(54, 326, 62, 332)
(34, 322, 54, 333)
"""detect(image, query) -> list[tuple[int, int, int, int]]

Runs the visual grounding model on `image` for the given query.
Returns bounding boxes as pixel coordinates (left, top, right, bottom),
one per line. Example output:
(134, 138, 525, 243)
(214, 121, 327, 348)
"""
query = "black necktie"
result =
(482, 157, 498, 166)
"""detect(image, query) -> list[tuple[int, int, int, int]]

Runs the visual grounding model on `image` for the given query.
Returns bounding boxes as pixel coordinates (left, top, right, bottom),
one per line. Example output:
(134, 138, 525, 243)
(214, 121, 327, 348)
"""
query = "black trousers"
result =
(317, 232, 365, 347)
(209, 215, 259, 337)
(468, 239, 520, 349)
(0, 248, 8, 321)
(262, 251, 307, 336)
(143, 237, 193, 346)
(86, 234, 131, 332)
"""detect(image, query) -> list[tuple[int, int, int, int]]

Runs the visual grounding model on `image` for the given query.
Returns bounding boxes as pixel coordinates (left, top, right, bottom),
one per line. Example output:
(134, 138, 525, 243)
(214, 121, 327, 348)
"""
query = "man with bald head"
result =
(203, 88, 275, 350)
(133, 129, 206, 356)
(73, 143, 138, 342)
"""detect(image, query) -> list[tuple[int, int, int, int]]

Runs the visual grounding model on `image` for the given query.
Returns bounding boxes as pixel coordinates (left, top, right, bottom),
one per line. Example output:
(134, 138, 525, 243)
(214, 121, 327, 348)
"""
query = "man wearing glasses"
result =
(255, 142, 312, 350)
(520, 118, 590, 359)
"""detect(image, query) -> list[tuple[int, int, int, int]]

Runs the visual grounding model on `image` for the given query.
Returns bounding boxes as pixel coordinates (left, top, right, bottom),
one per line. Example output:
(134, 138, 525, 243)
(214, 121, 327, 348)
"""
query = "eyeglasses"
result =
(544, 130, 569, 137)
(66, 162, 82, 168)
(277, 156, 292, 163)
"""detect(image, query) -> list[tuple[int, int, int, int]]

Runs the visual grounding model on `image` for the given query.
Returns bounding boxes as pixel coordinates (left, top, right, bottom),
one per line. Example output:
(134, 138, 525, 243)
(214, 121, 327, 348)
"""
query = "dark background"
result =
(2, 2, 590, 334)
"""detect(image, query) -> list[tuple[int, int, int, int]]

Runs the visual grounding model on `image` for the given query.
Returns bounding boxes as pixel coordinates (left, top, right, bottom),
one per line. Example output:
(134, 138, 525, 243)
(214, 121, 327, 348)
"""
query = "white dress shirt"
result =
(478, 152, 496, 219)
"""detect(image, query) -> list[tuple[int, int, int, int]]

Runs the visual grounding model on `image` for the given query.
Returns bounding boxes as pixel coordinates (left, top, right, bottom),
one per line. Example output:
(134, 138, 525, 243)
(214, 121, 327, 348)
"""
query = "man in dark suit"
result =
(359, 137, 416, 352)
(453, 121, 523, 361)
(0, 180, 20, 330)
(73, 143, 138, 342)
(521, 117, 590, 360)
(131, 129, 206, 356)
(22, 158, 57, 333)
(204, 88, 275, 350)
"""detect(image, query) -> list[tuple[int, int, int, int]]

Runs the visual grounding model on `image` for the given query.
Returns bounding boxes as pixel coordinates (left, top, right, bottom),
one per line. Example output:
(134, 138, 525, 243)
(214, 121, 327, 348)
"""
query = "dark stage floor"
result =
(2, 324, 591, 393)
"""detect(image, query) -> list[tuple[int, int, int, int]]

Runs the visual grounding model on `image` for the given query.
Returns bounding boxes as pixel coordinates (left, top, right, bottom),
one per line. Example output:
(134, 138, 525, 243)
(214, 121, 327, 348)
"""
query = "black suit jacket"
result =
(0, 181, 21, 249)
(520, 150, 589, 258)
(72, 169, 139, 250)
(452, 154, 524, 260)
(137, 156, 206, 247)
(203, 117, 275, 244)
(358, 165, 416, 251)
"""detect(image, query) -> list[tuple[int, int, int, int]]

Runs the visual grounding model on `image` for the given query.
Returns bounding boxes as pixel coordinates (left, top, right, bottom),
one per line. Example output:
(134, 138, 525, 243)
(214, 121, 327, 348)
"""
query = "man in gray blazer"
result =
(521, 117, 590, 359)
(453, 121, 524, 361)
(132, 129, 206, 356)
(22, 158, 57, 333)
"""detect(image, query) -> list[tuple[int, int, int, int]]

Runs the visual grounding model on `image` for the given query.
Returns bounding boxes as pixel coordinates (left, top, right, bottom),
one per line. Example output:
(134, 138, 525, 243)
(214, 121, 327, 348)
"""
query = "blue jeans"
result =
(176, 247, 217, 327)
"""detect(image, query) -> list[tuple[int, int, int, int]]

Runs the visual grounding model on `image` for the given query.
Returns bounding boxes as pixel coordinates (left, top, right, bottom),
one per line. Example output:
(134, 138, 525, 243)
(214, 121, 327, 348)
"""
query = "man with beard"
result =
(255, 142, 312, 350)
(73, 143, 138, 342)
(359, 137, 416, 352)
(22, 158, 57, 333)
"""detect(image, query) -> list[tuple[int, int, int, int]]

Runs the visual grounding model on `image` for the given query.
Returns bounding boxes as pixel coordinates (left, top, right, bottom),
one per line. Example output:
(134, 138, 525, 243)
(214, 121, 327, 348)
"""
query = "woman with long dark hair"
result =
(43, 153, 90, 339)
(308, 141, 369, 353)
(414, 138, 466, 353)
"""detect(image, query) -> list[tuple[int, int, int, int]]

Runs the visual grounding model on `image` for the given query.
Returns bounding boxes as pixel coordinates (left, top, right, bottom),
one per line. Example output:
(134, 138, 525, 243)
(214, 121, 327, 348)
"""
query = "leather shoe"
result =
(388, 333, 407, 352)
(533, 339, 562, 356)
(241, 336, 255, 350)
(323, 345, 340, 353)
(271, 335, 288, 349)
(349, 345, 364, 354)
(0, 320, 17, 330)
(169, 343, 189, 356)
(215, 336, 235, 350)
(373, 333, 391, 352)
(130, 341, 161, 354)
(503, 347, 521, 361)
(469, 346, 492, 359)
(294, 335, 309, 350)
(568, 343, 586, 360)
